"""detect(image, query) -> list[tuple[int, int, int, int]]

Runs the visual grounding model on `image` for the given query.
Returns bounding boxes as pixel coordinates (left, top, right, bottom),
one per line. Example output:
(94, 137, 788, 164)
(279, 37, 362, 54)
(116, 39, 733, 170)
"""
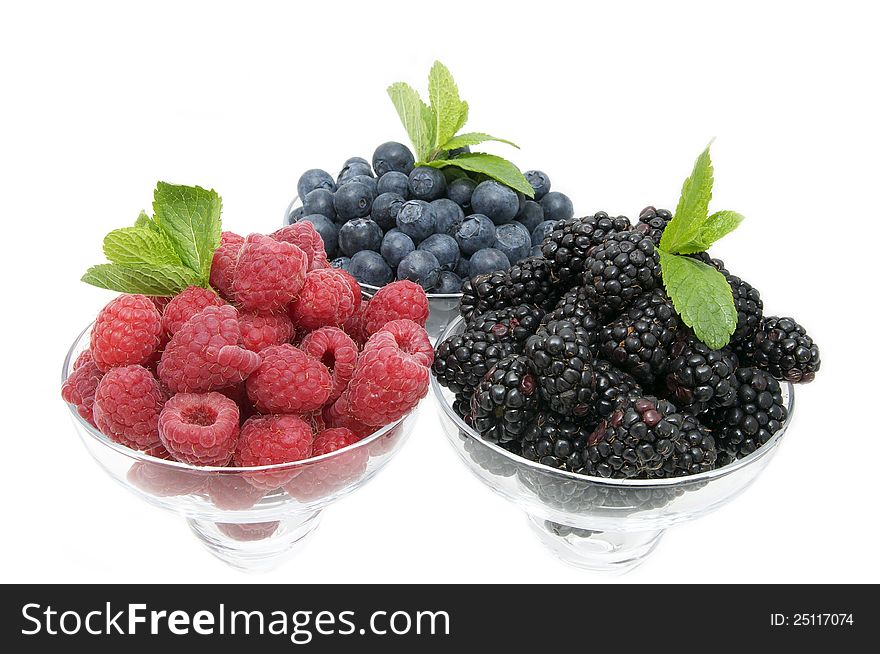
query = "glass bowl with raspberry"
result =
(430, 316, 795, 573)
(285, 197, 462, 342)
(62, 322, 419, 573)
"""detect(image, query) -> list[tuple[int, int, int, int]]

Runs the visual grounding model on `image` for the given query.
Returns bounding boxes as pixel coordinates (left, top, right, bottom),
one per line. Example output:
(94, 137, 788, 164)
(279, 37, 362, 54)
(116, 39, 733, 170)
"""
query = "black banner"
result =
(1, 585, 872, 651)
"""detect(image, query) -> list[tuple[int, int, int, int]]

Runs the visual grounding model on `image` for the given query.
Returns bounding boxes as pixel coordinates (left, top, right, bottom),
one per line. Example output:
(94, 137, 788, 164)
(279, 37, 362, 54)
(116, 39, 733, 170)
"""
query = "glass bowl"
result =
(284, 196, 461, 342)
(63, 323, 418, 572)
(431, 316, 795, 573)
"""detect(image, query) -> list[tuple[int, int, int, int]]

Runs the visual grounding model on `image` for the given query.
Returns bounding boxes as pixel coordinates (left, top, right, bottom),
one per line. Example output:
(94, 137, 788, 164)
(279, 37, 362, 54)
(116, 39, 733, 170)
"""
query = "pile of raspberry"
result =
(62, 222, 433, 478)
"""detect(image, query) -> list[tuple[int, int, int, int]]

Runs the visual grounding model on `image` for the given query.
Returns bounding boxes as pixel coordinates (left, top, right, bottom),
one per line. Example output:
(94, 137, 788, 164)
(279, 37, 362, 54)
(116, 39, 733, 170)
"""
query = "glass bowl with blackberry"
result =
(62, 322, 419, 573)
(284, 142, 574, 341)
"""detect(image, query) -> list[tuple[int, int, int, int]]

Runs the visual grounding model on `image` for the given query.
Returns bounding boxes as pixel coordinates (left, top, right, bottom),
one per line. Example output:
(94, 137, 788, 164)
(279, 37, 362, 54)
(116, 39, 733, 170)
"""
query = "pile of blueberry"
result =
(287, 141, 574, 294)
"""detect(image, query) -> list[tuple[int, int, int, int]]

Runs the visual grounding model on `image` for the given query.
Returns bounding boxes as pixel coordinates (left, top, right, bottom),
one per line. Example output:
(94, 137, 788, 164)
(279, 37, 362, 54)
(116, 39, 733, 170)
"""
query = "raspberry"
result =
(312, 427, 361, 454)
(372, 318, 434, 368)
(234, 414, 314, 490)
(158, 392, 240, 466)
(289, 268, 359, 331)
(206, 474, 266, 510)
(245, 344, 332, 414)
(272, 223, 330, 271)
(217, 522, 279, 541)
(126, 461, 208, 497)
(285, 428, 367, 501)
(158, 305, 261, 393)
(232, 233, 308, 311)
(62, 350, 103, 426)
(93, 365, 166, 450)
(339, 327, 430, 427)
(149, 296, 172, 314)
(322, 395, 376, 438)
(342, 301, 368, 346)
(161, 286, 226, 336)
(299, 327, 358, 402)
(210, 232, 244, 300)
(361, 280, 429, 337)
(238, 310, 294, 352)
(91, 294, 162, 372)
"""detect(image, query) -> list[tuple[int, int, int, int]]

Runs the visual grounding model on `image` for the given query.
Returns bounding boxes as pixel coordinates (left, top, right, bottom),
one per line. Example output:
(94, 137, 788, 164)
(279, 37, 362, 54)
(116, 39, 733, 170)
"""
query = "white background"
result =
(1, 0, 878, 584)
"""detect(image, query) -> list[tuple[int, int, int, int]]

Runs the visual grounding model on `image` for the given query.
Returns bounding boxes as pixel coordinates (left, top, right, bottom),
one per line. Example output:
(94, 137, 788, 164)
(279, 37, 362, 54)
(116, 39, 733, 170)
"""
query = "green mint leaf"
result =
(428, 153, 534, 197)
(134, 210, 161, 232)
(387, 82, 434, 162)
(659, 143, 715, 253)
(659, 250, 737, 349)
(440, 132, 519, 152)
(152, 182, 222, 284)
(103, 226, 183, 267)
(428, 61, 467, 148)
(82, 263, 201, 296)
(686, 210, 745, 252)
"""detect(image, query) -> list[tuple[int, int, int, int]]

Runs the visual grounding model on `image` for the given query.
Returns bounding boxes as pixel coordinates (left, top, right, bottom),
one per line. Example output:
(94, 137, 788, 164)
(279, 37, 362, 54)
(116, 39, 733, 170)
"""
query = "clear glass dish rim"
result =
(431, 315, 796, 488)
(62, 322, 409, 474)
(285, 195, 463, 300)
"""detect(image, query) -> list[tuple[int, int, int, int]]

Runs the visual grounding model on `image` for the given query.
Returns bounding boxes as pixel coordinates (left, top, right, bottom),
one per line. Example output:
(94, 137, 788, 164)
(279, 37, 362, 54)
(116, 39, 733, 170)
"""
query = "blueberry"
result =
(334, 181, 374, 220)
(494, 222, 532, 263)
(524, 170, 551, 200)
(338, 218, 383, 256)
(446, 177, 476, 210)
(302, 188, 337, 221)
(434, 271, 463, 294)
(331, 256, 351, 271)
(285, 205, 305, 225)
(531, 220, 559, 247)
(299, 214, 339, 257)
(408, 166, 447, 201)
(471, 180, 520, 224)
(371, 192, 406, 232)
(396, 200, 436, 243)
(515, 200, 545, 233)
(380, 230, 415, 268)
(454, 256, 470, 279)
(297, 169, 336, 199)
(397, 250, 440, 291)
(470, 248, 511, 276)
(337, 160, 373, 184)
(454, 214, 496, 256)
(431, 198, 466, 236)
(372, 141, 416, 176)
(377, 171, 410, 198)
(341, 174, 378, 199)
(349, 250, 393, 287)
(418, 233, 459, 271)
(539, 191, 574, 221)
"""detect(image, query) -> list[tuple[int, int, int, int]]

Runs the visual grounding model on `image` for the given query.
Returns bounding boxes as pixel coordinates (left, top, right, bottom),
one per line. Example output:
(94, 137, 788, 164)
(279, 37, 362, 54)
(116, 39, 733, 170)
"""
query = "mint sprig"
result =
(658, 143, 743, 349)
(82, 183, 222, 296)
(387, 61, 533, 197)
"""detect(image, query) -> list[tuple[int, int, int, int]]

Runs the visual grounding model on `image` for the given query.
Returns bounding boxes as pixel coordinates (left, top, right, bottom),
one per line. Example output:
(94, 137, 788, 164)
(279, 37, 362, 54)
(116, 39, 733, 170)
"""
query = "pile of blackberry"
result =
(289, 142, 573, 293)
(433, 208, 821, 480)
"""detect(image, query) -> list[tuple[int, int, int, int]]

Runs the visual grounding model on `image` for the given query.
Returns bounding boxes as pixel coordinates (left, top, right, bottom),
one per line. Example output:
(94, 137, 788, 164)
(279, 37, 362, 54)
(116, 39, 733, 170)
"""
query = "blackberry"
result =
(470, 355, 539, 444)
(584, 395, 717, 479)
(582, 230, 662, 317)
(705, 367, 788, 463)
(432, 330, 516, 401)
(592, 359, 642, 420)
(664, 334, 739, 414)
(521, 411, 592, 472)
(459, 256, 559, 321)
(467, 304, 546, 346)
(636, 206, 673, 244)
(541, 212, 632, 281)
(697, 257, 763, 343)
(543, 285, 601, 339)
(737, 316, 820, 383)
(525, 320, 595, 417)
(597, 289, 682, 385)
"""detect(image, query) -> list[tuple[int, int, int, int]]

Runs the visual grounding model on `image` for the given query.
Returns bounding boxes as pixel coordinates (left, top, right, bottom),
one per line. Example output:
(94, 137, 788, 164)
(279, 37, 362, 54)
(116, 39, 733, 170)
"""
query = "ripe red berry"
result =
(361, 280, 429, 337)
(158, 392, 240, 466)
(272, 222, 330, 271)
(234, 414, 314, 490)
(232, 234, 308, 311)
(91, 294, 163, 372)
(210, 231, 244, 300)
(93, 364, 166, 450)
(299, 327, 358, 402)
(289, 268, 360, 331)
(62, 349, 103, 426)
(238, 310, 294, 352)
(312, 427, 361, 455)
(162, 286, 226, 336)
(371, 318, 434, 368)
(245, 344, 332, 414)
